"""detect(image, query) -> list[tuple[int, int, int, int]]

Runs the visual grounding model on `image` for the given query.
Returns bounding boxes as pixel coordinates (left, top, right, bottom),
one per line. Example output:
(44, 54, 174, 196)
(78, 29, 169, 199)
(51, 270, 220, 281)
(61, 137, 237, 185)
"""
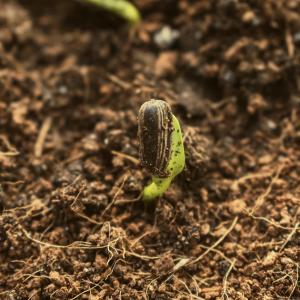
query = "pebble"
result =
(154, 25, 179, 49)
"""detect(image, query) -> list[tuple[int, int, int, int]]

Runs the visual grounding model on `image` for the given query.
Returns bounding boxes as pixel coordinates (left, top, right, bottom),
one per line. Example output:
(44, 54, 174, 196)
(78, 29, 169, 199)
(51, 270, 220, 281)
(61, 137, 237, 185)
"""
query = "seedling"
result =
(138, 100, 185, 202)
(81, 0, 141, 25)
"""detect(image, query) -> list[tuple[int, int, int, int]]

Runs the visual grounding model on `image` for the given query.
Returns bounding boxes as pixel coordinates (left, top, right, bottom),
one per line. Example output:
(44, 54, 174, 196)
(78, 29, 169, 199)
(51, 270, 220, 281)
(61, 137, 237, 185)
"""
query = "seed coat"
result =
(138, 99, 173, 177)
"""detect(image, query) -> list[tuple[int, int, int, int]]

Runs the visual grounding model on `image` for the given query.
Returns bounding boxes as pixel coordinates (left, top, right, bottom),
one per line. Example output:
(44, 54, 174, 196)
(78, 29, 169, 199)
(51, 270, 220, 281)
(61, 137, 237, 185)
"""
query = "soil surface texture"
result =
(0, 0, 300, 299)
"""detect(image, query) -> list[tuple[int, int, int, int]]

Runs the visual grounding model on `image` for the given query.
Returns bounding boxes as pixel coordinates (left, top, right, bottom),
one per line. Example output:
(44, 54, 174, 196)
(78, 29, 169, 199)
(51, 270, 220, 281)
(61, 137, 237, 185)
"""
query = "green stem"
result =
(142, 115, 185, 202)
(82, 0, 141, 25)
(143, 176, 172, 203)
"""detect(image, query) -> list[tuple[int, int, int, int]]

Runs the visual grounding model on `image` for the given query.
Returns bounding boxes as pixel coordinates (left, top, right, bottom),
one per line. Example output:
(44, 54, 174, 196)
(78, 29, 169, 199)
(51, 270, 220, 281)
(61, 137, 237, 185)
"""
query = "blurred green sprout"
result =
(82, 0, 141, 25)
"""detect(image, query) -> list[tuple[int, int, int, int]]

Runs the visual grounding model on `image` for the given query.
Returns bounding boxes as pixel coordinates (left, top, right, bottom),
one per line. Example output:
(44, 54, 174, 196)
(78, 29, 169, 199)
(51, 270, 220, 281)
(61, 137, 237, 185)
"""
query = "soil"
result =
(0, 0, 300, 299)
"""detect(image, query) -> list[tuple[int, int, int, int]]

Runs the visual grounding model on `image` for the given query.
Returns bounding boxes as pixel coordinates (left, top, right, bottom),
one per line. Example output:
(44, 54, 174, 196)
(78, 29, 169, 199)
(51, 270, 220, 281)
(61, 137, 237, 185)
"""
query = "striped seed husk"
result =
(138, 99, 173, 177)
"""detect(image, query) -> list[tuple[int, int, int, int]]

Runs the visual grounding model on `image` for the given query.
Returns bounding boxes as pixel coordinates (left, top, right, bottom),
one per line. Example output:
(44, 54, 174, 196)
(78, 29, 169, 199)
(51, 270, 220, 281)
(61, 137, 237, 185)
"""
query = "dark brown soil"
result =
(0, 0, 300, 299)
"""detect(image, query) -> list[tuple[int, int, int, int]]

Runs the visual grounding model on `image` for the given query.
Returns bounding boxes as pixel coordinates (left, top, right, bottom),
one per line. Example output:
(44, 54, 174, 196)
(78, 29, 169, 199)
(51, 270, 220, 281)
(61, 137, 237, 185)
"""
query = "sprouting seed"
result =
(138, 99, 185, 202)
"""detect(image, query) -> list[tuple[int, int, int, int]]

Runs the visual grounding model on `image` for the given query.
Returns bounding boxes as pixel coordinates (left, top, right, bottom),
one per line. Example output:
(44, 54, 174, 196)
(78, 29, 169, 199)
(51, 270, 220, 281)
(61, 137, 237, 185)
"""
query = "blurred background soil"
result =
(0, 0, 299, 299)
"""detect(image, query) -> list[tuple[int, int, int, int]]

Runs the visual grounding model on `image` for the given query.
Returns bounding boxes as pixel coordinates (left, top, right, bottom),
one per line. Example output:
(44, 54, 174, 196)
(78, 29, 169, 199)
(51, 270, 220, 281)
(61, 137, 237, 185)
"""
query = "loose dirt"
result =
(0, 0, 299, 299)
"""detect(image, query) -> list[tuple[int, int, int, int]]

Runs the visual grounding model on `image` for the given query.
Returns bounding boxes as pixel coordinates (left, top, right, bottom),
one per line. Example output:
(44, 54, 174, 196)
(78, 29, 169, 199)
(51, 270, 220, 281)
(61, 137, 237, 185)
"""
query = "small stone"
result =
(154, 26, 179, 49)
(247, 93, 268, 114)
(201, 223, 210, 235)
(258, 154, 273, 165)
(154, 51, 178, 77)
(262, 251, 278, 266)
(242, 10, 255, 23)
(228, 199, 246, 214)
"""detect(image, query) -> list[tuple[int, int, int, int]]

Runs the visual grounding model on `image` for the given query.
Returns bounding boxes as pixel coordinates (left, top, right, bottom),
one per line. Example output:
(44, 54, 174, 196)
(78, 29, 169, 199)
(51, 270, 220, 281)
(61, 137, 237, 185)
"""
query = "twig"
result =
(248, 212, 298, 231)
(288, 262, 299, 300)
(22, 227, 119, 250)
(0, 151, 19, 158)
(2, 180, 25, 186)
(172, 217, 238, 272)
(70, 187, 104, 226)
(59, 153, 85, 166)
(125, 250, 161, 261)
(72, 210, 104, 226)
(130, 229, 157, 248)
(114, 195, 141, 205)
(249, 240, 284, 250)
(34, 117, 52, 158)
(285, 28, 295, 58)
(70, 284, 98, 300)
(104, 258, 127, 280)
(190, 275, 201, 298)
(251, 164, 285, 213)
(145, 277, 160, 300)
(111, 150, 139, 165)
(231, 170, 274, 191)
(107, 74, 131, 90)
(192, 275, 219, 287)
(197, 245, 235, 266)
(188, 217, 238, 266)
(28, 290, 39, 300)
(0, 134, 18, 151)
(100, 174, 128, 218)
(221, 258, 236, 300)
(280, 222, 299, 252)
(174, 275, 205, 300)
(23, 272, 51, 282)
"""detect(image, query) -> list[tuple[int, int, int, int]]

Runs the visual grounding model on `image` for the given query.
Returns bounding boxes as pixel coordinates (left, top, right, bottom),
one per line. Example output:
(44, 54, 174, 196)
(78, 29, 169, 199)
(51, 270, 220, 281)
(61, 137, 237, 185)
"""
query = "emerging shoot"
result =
(138, 100, 185, 202)
(82, 0, 141, 25)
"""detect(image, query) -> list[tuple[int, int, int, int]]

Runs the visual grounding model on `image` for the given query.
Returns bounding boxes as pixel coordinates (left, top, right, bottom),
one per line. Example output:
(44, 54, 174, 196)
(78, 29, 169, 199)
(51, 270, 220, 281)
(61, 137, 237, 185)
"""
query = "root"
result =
(129, 228, 158, 248)
(107, 74, 131, 90)
(70, 188, 104, 226)
(221, 258, 236, 300)
(111, 150, 139, 165)
(196, 245, 234, 266)
(22, 223, 161, 262)
(22, 226, 120, 250)
(272, 261, 299, 299)
(100, 174, 129, 218)
(174, 275, 205, 300)
(251, 163, 285, 213)
(69, 284, 97, 300)
(2, 199, 51, 221)
(71, 209, 104, 226)
(231, 169, 274, 191)
(172, 217, 238, 273)
(114, 194, 142, 205)
(188, 217, 238, 266)
(0, 151, 19, 158)
(145, 277, 160, 299)
(248, 212, 299, 231)
(279, 222, 299, 252)
(288, 262, 299, 300)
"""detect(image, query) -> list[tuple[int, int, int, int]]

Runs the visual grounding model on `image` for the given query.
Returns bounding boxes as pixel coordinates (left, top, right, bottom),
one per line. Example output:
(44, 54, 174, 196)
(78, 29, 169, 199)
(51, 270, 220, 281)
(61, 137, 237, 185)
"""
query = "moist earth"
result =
(0, 0, 300, 299)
